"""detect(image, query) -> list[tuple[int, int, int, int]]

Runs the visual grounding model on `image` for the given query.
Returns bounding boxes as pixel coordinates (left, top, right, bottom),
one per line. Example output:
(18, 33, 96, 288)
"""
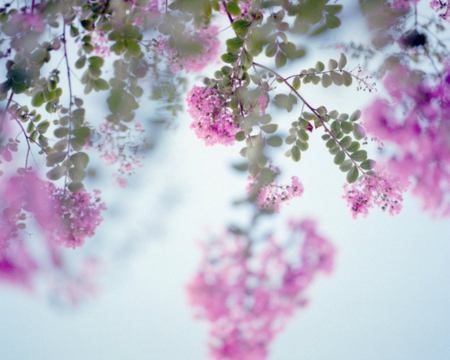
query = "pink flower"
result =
(187, 220, 335, 360)
(430, 0, 450, 21)
(187, 85, 239, 146)
(343, 166, 410, 219)
(364, 64, 450, 217)
(246, 166, 304, 213)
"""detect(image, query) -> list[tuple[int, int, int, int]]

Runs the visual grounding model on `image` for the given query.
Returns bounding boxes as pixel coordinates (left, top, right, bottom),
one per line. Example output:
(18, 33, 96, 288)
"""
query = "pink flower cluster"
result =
(89, 30, 111, 57)
(0, 172, 106, 250)
(187, 85, 239, 146)
(430, 0, 450, 21)
(0, 172, 104, 296)
(186, 220, 335, 360)
(151, 26, 220, 73)
(40, 184, 107, 249)
(343, 167, 409, 219)
(364, 64, 450, 216)
(246, 171, 304, 213)
(391, 0, 450, 21)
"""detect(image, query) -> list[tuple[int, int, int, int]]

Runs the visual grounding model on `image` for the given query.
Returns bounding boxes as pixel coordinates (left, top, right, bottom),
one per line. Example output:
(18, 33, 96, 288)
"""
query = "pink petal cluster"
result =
(0, 172, 106, 249)
(364, 64, 450, 216)
(187, 85, 239, 146)
(430, 0, 450, 21)
(0, 241, 38, 290)
(38, 184, 107, 249)
(343, 167, 409, 219)
(152, 25, 220, 73)
(246, 174, 304, 213)
(0, 172, 104, 296)
(186, 220, 335, 360)
(89, 30, 111, 57)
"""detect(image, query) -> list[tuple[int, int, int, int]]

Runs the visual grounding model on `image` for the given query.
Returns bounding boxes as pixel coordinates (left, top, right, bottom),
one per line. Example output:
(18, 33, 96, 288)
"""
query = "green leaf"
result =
(340, 136, 352, 148)
(267, 136, 283, 147)
(249, 163, 261, 177)
(235, 131, 246, 141)
(339, 52, 347, 70)
(296, 140, 309, 151)
(259, 114, 272, 124)
(275, 51, 287, 68)
(261, 124, 278, 133)
(259, 167, 276, 184)
(326, 14, 341, 28)
(93, 78, 110, 91)
(31, 92, 45, 107)
(72, 127, 90, 139)
(265, 42, 277, 57)
(353, 123, 366, 140)
(68, 182, 84, 193)
(226, 37, 244, 50)
(347, 141, 360, 153)
(315, 61, 325, 72)
(347, 166, 359, 183)
(37, 121, 50, 133)
(330, 71, 343, 86)
(88, 56, 104, 68)
(343, 71, 353, 86)
(361, 159, 376, 170)
(70, 152, 89, 169)
(125, 40, 141, 56)
(54, 127, 69, 138)
(69, 167, 86, 182)
(232, 162, 249, 171)
(227, 1, 241, 16)
(331, 121, 341, 135)
(339, 159, 353, 172)
(350, 109, 362, 122)
(285, 135, 296, 144)
(328, 59, 338, 70)
(71, 137, 86, 151)
(221, 52, 239, 63)
(341, 121, 354, 134)
(334, 150, 345, 165)
(326, 138, 337, 149)
(232, 19, 251, 37)
(241, 50, 253, 68)
(351, 150, 368, 162)
(292, 76, 301, 90)
(321, 74, 332, 88)
(46, 165, 65, 181)
(75, 56, 86, 69)
(46, 152, 66, 164)
(291, 146, 301, 162)
(298, 129, 309, 142)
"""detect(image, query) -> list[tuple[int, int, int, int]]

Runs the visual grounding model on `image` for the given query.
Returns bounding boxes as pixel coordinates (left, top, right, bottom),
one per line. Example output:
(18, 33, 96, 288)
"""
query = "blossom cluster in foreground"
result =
(187, 85, 239, 146)
(186, 220, 335, 360)
(364, 64, 450, 216)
